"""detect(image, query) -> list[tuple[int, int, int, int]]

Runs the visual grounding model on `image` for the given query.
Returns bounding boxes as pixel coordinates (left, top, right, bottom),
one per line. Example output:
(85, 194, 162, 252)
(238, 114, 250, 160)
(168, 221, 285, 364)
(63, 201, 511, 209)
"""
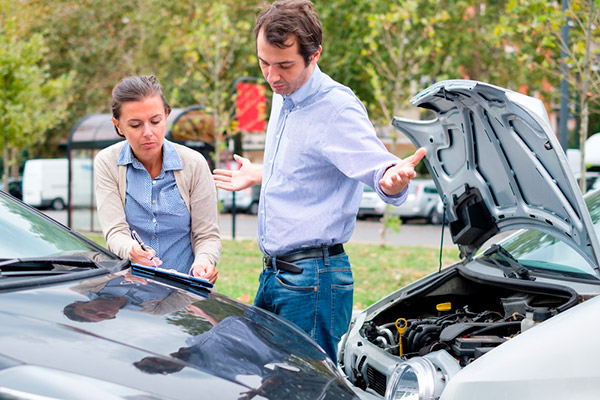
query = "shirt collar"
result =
(116, 139, 183, 171)
(284, 64, 323, 106)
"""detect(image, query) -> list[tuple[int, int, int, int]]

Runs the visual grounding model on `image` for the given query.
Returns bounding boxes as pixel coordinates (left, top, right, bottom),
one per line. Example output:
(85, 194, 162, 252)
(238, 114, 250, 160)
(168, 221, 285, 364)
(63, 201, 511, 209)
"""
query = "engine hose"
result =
(404, 325, 419, 353)
(377, 327, 395, 345)
(405, 321, 433, 353)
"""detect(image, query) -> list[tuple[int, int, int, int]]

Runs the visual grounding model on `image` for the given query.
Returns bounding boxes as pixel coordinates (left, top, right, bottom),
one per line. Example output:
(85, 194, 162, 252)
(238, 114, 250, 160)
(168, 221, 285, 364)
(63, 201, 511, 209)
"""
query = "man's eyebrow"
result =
(258, 57, 295, 66)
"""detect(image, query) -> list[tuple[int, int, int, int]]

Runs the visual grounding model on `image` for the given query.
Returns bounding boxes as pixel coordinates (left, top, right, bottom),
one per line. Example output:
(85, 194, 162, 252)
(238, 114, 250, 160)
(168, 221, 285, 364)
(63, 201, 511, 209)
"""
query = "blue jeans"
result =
(254, 251, 354, 364)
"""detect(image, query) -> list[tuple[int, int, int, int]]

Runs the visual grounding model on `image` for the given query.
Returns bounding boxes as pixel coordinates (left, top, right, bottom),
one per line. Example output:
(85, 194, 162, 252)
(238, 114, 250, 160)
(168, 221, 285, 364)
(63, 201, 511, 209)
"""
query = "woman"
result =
(94, 75, 220, 283)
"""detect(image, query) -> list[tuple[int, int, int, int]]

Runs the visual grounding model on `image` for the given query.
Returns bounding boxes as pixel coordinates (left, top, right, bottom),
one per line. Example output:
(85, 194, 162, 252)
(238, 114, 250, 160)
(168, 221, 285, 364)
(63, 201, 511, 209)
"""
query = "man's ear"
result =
(312, 45, 323, 64)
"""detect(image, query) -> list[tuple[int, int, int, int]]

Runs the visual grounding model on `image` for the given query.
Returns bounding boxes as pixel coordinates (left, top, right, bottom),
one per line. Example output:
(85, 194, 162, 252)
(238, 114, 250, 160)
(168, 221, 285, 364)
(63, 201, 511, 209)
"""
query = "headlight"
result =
(385, 358, 436, 400)
(385, 351, 460, 400)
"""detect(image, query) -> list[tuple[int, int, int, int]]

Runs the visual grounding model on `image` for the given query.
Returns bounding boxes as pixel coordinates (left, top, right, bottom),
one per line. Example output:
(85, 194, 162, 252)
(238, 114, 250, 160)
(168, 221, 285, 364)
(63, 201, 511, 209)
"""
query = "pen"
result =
(131, 230, 158, 267)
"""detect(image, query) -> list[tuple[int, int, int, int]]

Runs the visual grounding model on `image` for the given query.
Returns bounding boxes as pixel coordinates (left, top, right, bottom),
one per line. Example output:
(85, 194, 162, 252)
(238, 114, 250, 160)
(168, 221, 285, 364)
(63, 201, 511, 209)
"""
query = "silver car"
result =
(387, 179, 442, 224)
(340, 80, 600, 400)
(358, 186, 388, 219)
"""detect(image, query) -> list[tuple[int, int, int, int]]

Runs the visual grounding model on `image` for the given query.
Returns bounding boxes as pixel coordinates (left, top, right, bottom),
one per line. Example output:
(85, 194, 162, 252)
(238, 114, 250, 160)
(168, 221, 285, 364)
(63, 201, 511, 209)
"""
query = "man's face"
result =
(72, 298, 122, 322)
(256, 30, 321, 96)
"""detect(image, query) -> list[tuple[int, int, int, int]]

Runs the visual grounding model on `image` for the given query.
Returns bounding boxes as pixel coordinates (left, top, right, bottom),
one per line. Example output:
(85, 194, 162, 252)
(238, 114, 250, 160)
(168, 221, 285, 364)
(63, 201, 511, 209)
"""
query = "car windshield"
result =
(497, 189, 600, 280)
(0, 193, 105, 259)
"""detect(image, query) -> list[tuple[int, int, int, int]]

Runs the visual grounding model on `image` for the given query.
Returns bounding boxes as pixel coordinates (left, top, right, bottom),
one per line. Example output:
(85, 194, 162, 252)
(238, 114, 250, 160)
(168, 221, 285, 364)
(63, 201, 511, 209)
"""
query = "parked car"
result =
(0, 176, 22, 200)
(0, 191, 360, 399)
(22, 158, 93, 210)
(429, 196, 447, 225)
(357, 185, 387, 219)
(339, 80, 600, 400)
(387, 179, 441, 223)
(219, 185, 261, 215)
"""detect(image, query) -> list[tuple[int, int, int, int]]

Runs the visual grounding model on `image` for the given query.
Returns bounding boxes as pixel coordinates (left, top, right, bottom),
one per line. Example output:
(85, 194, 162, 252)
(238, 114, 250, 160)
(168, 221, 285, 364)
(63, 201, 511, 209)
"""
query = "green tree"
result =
(497, 0, 600, 191)
(0, 6, 72, 190)
(564, 0, 600, 192)
(318, 0, 380, 113)
(169, 0, 257, 166)
(360, 0, 453, 125)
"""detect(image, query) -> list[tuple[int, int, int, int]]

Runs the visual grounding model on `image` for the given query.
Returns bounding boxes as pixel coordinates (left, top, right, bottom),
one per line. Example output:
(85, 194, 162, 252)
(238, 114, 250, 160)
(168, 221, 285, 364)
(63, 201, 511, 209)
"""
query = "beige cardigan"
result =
(94, 140, 221, 270)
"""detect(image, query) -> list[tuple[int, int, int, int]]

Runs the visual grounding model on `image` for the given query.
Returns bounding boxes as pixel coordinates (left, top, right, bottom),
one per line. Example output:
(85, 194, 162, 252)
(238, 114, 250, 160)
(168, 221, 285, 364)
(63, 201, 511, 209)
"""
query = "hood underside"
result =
(392, 80, 600, 270)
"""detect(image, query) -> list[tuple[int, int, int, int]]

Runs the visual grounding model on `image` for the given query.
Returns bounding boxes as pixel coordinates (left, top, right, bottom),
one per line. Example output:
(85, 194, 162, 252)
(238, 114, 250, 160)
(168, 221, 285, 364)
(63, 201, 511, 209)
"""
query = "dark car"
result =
(0, 190, 360, 399)
(340, 80, 600, 399)
(0, 177, 22, 200)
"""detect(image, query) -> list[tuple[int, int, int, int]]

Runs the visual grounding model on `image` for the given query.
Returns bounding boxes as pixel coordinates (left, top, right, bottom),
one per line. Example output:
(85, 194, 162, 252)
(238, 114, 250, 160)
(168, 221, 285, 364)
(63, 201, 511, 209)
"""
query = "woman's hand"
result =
(191, 263, 218, 284)
(129, 242, 163, 267)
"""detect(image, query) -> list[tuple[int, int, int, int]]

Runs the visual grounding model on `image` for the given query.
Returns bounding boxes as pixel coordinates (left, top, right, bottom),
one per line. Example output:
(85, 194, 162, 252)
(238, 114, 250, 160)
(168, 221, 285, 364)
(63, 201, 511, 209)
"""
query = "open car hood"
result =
(392, 80, 600, 270)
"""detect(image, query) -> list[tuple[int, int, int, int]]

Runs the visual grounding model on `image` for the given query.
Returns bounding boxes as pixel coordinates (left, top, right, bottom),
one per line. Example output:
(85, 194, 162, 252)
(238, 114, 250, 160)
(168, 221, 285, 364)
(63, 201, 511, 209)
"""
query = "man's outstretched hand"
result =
(379, 147, 427, 196)
(213, 154, 263, 192)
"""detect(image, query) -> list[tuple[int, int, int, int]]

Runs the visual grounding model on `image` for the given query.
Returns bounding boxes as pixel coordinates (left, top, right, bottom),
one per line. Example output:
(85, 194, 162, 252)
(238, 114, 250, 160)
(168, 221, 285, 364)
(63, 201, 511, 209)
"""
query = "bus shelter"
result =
(66, 106, 215, 232)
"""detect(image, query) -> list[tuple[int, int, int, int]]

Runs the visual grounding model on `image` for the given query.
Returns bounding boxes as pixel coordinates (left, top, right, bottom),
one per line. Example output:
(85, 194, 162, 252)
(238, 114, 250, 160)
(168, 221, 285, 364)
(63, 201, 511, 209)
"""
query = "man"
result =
(213, 0, 425, 363)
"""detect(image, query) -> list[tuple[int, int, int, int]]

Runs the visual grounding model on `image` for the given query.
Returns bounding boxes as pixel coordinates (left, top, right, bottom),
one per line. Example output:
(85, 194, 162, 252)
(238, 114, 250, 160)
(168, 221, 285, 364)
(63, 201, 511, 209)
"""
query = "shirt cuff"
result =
(374, 162, 410, 206)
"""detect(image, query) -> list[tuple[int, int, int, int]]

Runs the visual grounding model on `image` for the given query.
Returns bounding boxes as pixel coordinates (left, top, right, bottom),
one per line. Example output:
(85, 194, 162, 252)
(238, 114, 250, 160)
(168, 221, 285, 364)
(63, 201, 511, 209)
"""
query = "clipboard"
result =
(130, 263, 214, 293)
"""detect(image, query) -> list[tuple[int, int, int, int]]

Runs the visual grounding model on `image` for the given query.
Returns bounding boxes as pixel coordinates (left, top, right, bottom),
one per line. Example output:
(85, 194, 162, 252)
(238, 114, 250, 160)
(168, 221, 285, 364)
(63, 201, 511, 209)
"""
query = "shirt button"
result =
(152, 200, 157, 204)
(151, 236, 156, 240)
(152, 218, 157, 223)
(152, 180, 157, 185)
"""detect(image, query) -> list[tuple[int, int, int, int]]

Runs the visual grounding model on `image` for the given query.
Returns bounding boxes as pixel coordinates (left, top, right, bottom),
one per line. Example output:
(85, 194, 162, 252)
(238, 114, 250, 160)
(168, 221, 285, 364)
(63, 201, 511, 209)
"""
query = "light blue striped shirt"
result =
(119, 140, 194, 273)
(258, 65, 408, 256)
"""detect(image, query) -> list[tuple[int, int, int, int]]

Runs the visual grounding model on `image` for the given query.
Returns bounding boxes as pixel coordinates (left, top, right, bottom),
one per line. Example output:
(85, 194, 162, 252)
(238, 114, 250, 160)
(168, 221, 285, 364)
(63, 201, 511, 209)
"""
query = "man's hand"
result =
(379, 147, 427, 196)
(213, 154, 263, 192)
(191, 263, 218, 284)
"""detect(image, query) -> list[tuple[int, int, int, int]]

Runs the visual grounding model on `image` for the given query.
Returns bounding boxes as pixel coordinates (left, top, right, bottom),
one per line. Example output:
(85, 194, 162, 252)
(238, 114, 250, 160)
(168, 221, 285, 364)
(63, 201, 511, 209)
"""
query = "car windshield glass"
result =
(498, 189, 600, 280)
(0, 194, 102, 259)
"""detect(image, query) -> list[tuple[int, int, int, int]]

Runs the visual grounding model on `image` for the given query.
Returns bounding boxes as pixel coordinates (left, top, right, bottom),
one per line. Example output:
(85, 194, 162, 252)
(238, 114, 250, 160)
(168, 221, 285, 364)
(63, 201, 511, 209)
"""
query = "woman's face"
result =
(113, 96, 168, 163)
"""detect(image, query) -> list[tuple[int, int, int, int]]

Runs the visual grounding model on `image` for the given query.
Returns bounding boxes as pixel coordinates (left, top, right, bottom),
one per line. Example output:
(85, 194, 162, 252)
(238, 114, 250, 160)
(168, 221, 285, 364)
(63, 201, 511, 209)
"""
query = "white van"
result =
(22, 158, 92, 210)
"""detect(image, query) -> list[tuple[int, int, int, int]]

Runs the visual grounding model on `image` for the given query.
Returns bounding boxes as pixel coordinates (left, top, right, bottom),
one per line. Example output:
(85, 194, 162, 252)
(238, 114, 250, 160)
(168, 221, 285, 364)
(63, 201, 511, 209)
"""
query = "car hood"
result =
(392, 80, 600, 270)
(0, 270, 357, 400)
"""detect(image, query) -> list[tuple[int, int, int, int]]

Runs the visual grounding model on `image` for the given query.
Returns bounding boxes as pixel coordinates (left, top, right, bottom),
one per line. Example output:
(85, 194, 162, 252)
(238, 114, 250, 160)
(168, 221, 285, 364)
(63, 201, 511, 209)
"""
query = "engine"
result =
(361, 293, 553, 367)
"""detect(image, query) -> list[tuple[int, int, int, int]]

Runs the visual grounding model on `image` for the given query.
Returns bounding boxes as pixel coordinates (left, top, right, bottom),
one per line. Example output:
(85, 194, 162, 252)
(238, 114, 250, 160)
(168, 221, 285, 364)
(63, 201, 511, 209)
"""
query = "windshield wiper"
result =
(0, 255, 102, 272)
(482, 244, 534, 280)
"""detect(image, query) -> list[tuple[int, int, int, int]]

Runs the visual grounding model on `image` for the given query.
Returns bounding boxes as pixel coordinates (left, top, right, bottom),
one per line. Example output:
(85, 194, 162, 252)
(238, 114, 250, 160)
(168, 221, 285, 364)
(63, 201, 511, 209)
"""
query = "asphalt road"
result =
(45, 209, 456, 248)
(219, 213, 456, 247)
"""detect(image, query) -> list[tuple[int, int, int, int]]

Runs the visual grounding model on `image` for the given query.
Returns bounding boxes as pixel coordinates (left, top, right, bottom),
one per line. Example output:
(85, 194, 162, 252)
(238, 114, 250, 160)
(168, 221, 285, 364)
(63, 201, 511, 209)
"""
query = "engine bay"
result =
(361, 267, 577, 366)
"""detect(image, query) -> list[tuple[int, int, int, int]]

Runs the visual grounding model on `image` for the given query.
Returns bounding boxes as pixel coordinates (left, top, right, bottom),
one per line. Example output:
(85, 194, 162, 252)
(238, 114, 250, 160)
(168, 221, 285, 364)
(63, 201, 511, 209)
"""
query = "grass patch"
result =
(83, 233, 460, 309)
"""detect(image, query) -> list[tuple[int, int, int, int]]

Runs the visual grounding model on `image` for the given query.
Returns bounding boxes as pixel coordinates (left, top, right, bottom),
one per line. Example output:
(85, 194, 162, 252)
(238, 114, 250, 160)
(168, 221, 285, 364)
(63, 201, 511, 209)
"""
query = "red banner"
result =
(236, 82, 266, 132)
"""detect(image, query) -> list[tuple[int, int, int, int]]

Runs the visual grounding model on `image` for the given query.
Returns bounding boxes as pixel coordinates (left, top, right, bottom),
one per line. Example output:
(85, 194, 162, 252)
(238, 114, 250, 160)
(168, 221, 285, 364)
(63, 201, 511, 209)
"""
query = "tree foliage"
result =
(0, 1, 72, 188)
(168, 0, 257, 165)
(4, 0, 600, 177)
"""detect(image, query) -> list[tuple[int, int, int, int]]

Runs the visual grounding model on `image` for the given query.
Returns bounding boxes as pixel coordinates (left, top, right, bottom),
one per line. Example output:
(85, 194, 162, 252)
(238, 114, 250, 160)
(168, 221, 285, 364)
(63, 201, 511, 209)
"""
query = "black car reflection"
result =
(0, 191, 359, 400)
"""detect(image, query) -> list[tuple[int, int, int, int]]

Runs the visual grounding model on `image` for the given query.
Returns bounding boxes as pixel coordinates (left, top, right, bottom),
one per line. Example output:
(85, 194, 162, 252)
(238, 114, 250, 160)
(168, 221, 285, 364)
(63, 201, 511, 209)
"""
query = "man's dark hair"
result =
(111, 75, 171, 137)
(63, 302, 94, 323)
(254, 0, 322, 66)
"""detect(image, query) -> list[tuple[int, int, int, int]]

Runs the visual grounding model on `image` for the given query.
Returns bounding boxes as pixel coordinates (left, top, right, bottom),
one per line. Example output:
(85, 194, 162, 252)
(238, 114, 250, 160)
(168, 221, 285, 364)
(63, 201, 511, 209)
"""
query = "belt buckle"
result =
(263, 256, 273, 270)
